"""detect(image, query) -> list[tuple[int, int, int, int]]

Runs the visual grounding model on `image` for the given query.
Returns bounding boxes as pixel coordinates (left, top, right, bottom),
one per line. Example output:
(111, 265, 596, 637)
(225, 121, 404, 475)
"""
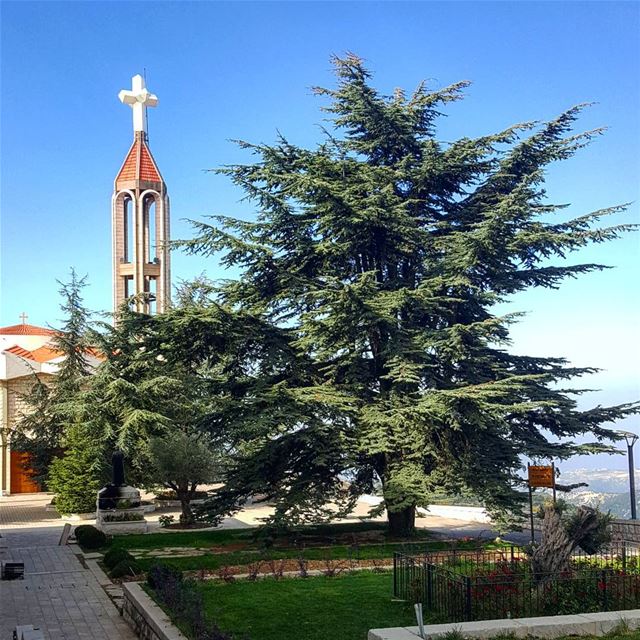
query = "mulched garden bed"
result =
(118, 557, 393, 582)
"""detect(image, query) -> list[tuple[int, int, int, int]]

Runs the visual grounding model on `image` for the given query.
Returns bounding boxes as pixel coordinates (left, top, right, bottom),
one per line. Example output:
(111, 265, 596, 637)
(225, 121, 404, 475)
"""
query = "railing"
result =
(393, 544, 640, 623)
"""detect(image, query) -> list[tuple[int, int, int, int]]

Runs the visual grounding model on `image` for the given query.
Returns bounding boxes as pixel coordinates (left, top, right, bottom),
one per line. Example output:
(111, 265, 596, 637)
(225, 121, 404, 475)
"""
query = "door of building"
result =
(9, 450, 41, 493)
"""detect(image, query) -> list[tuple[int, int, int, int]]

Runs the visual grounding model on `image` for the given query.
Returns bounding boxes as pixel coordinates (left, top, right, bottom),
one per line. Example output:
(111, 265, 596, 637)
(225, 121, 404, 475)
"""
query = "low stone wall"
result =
(122, 582, 186, 640)
(153, 498, 205, 508)
(100, 520, 148, 535)
(417, 505, 490, 524)
(369, 610, 640, 639)
(97, 507, 148, 534)
(610, 518, 640, 544)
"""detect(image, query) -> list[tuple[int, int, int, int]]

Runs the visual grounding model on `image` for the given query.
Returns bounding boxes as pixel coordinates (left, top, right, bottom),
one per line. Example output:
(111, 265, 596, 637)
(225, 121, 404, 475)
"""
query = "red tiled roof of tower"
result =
(0, 323, 56, 336)
(139, 144, 161, 181)
(117, 142, 138, 181)
(116, 137, 162, 185)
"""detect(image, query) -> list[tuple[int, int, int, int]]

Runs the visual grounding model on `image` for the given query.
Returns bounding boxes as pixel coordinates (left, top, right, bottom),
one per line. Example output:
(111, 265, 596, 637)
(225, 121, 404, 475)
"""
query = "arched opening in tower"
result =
(124, 197, 134, 263)
(144, 195, 158, 264)
(148, 278, 157, 315)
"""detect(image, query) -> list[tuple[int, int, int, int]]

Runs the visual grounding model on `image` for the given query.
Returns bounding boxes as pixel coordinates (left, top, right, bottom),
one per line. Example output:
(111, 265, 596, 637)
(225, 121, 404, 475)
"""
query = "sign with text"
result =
(528, 465, 555, 489)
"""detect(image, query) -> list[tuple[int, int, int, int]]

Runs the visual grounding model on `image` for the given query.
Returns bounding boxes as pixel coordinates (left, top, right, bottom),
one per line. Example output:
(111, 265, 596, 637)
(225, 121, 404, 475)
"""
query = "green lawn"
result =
(160, 572, 640, 640)
(111, 521, 432, 551)
(197, 571, 415, 640)
(110, 527, 254, 550)
(110, 521, 509, 574)
(134, 540, 469, 572)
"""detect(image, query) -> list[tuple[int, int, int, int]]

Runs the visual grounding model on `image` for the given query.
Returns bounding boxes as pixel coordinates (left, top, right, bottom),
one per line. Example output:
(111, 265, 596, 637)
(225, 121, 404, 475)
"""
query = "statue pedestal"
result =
(97, 506, 148, 535)
(96, 451, 148, 535)
(95, 485, 148, 535)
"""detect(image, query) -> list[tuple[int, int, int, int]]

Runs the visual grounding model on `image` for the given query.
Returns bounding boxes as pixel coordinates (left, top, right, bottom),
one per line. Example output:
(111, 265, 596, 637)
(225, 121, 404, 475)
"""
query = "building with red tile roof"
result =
(0, 323, 57, 336)
(0, 320, 102, 495)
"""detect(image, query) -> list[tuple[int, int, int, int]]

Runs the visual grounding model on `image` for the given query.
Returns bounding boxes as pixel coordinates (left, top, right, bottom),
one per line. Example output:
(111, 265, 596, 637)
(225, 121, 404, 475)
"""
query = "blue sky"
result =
(1, 1, 638, 468)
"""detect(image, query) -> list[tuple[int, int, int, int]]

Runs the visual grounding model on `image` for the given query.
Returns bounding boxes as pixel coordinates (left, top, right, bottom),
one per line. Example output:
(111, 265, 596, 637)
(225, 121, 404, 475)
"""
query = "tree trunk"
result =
(177, 490, 194, 525)
(531, 505, 603, 582)
(387, 505, 416, 537)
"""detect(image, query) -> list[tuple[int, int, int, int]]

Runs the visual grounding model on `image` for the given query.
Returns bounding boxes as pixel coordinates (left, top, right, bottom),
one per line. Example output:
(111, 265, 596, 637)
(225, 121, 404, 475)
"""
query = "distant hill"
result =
(497, 467, 638, 519)
(415, 468, 639, 519)
(558, 468, 637, 494)
(561, 489, 636, 519)
(537, 468, 638, 518)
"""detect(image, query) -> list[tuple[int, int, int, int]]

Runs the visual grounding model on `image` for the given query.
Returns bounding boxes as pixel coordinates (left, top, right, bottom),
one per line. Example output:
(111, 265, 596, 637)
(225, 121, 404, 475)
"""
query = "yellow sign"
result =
(528, 465, 554, 489)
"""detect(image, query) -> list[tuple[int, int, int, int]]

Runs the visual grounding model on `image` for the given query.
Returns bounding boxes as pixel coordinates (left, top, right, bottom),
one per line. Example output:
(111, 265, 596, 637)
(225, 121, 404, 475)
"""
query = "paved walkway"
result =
(0, 500, 136, 640)
(0, 493, 64, 530)
(0, 492, 522, 541)
(0, 491, 258, 532)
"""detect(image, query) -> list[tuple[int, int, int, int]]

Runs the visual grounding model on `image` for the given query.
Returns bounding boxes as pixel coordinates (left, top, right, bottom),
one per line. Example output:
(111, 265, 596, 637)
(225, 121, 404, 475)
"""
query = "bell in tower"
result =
(112, 74, 170, 315)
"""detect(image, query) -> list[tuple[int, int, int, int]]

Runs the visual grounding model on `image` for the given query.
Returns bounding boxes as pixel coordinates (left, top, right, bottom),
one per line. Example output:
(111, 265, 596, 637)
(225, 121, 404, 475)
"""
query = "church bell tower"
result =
(112, 74, 170, 315)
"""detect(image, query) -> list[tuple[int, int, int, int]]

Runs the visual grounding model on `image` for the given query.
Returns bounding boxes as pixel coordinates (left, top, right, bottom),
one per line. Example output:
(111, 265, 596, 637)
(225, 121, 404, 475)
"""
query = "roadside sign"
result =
(528, 465, 555, 489)
(527, 463, 557, 544)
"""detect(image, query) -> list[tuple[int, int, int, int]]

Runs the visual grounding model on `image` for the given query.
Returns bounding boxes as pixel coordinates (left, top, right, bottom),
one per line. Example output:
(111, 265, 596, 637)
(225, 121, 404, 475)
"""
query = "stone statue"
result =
(112, 450, 125, 487)
(97, 450, 140, 510)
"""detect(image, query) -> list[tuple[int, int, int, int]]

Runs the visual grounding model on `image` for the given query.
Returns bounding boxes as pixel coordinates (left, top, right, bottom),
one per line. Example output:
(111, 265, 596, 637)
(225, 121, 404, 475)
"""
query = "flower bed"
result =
(98, 507, 148, 535)
(146, 564, 234, 639)
(394, 544, 640, 623)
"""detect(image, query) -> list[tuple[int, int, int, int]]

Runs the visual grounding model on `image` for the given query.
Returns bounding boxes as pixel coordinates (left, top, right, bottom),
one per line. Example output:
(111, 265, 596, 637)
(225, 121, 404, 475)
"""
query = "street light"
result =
(618, 430, 639, 520)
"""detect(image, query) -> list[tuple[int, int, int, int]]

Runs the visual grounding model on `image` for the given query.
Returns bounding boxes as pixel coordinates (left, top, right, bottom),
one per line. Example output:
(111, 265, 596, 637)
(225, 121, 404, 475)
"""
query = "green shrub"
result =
(110, 558, 142, 578)
(74, 525, 107, 550)
(47, 423, 103, 515)
(147, 563, 233, 640)
(102, 512, 144, 522)
(104, 547, 134, 570)
(158, 514, 175, 527)
(147, 563, 183, 589)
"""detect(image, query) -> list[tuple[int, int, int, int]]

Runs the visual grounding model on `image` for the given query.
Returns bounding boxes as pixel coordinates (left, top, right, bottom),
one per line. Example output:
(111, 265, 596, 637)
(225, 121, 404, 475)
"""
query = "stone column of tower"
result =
(112, 74, 170, 315)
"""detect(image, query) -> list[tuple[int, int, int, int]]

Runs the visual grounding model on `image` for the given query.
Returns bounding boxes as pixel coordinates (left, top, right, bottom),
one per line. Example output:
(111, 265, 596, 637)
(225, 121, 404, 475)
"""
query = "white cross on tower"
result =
(118, 74, 158, 133)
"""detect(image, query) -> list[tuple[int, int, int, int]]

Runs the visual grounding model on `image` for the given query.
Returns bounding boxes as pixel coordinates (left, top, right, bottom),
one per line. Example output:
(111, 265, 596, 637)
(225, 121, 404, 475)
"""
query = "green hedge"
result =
(74, 525, 107, 550)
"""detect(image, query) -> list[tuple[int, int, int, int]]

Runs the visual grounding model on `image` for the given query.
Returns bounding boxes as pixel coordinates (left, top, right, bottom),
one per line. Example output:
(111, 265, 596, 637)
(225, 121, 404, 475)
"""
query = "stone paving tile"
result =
(0, 526, 137, 640)
(0, 493, 64, 528)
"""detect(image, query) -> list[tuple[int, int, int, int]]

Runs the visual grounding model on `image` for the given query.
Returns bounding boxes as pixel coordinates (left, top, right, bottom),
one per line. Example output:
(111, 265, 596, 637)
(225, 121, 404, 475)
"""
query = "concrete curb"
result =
(85, 558, 113, 587)
(369, 610, 640, 639)
(122, 582, 187, 640)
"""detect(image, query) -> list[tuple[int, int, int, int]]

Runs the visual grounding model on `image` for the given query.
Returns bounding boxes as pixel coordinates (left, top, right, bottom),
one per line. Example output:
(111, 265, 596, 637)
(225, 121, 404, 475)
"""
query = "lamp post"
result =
(618, 431, 638, 520)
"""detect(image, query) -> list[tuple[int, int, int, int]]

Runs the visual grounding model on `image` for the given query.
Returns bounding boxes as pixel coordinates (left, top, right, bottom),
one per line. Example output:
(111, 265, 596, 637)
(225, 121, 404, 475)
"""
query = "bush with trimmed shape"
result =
(74, 525, 107, 550)
(104, 547, 134, 570)
(110, 558, 142, 579)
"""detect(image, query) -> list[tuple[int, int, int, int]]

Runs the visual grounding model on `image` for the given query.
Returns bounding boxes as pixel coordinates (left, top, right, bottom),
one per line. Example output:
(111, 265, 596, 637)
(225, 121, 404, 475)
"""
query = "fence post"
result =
(464, 576, 472, 621)
(622, 543, 627, 572)
(393, 553, 398, 597)
(426, 563, 434, 610)
(601, 570, 608, 610)
(510, 545, 514, 565)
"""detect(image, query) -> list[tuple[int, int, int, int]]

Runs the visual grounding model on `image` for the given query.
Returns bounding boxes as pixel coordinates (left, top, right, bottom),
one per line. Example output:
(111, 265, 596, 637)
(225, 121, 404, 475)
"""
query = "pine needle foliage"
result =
(12, 269, 94, 486)
(79, 299, 243, 490)
(180, 56, 638, 534)
(47, 422, 104, 514)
